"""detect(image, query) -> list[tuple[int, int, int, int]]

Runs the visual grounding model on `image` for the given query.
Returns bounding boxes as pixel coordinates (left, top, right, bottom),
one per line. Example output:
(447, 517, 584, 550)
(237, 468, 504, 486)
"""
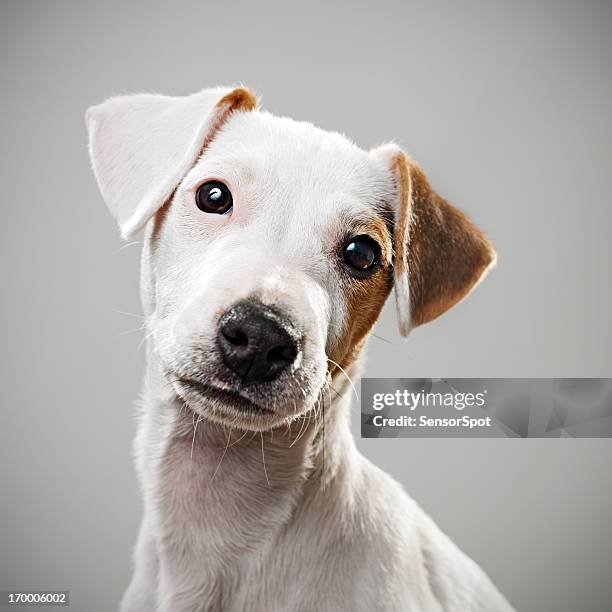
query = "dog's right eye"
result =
(341, 235, 380, 276)
(195, 181, 233, 215)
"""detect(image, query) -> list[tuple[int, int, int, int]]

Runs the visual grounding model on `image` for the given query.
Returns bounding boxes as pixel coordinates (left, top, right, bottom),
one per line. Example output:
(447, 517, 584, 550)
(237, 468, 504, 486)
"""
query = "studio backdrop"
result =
(1, 1, 611, 611)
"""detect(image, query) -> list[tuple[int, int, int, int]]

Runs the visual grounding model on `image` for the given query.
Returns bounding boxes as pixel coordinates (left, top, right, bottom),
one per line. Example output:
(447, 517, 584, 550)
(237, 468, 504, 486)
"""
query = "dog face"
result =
(87, 87, 495, 431)
(143, 110, 398, 430)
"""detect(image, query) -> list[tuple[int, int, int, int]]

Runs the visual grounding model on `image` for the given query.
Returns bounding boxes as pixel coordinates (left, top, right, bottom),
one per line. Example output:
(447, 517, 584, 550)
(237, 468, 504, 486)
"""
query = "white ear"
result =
(86, 86, 257, 239)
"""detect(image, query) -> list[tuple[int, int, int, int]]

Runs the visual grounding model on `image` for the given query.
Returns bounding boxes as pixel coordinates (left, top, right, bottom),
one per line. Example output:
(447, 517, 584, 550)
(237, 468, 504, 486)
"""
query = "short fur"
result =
(87, 86, 512, 612)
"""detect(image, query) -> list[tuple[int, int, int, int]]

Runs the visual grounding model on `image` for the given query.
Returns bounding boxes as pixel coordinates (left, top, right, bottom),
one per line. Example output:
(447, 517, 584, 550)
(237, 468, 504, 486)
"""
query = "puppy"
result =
(87, 86, 513, 612)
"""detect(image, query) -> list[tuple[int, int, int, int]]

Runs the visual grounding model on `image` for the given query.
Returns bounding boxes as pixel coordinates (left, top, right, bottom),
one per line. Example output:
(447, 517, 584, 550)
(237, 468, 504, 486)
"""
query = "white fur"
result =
(87, 87, 513, 611)
(87, 87, 236, 239)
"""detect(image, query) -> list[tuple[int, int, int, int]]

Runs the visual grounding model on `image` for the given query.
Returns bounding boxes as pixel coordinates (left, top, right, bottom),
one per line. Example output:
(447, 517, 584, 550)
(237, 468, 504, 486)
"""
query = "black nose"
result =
(217, 300, 299, 384)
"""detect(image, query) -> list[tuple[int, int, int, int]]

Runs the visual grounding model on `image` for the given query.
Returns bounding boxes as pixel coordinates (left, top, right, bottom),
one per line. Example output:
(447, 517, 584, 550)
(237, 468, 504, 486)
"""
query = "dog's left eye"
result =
(195, 181, 233, 214)
(341, 235, 380, 274)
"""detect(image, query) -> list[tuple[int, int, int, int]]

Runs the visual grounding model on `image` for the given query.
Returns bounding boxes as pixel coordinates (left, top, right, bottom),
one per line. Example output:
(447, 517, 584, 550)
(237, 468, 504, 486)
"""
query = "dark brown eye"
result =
(341, 235, 380, 274)
(195, 181, 233, 214)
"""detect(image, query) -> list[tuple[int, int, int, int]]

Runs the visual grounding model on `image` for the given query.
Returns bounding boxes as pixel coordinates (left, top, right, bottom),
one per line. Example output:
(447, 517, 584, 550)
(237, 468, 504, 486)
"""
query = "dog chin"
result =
(171, 375, 297, 431)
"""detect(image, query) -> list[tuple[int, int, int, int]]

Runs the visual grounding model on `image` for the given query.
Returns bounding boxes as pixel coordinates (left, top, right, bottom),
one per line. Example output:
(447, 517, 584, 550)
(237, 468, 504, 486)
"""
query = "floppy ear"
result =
(372, 144, 496, 336)
(86, 86, 257, 239)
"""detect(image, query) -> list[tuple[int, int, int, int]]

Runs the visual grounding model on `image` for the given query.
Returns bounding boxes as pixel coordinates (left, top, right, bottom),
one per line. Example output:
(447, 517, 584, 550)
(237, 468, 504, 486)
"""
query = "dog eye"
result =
(195, 181, 233, 214)
(341, 236, 380, 274)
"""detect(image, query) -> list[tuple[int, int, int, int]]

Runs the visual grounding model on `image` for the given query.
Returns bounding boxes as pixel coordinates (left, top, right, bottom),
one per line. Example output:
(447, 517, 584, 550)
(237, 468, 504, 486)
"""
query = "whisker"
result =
(289, 409, 310, 448)
(260, 433, 270, 487)
(329, 385, 344, 400)
(226, 428, 250, 448)
(211, 428, 233, 482)
(113, 309, 145, 319)
(372, 332, 394, 345)
(326, 357, 359, 403)
(292, 409, 314, 447)
(190, 413, 203, 460)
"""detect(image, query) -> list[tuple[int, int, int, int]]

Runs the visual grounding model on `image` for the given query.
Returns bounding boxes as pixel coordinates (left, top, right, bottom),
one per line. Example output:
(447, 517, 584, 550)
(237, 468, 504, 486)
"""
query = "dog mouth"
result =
(174, 376, 274, 416)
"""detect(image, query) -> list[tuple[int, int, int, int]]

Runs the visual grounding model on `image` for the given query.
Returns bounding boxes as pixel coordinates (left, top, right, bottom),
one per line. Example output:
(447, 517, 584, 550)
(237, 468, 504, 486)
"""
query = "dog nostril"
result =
(217, 300, 299, 384)
(267, 345, 296, 365)
(222, 328, 249, 347)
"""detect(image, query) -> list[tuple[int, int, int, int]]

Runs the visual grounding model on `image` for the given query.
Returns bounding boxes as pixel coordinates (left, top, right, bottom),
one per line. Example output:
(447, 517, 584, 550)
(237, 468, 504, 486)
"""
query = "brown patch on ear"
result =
(215, 86, 258, 113)
(201, 87, 258, 152)
(391, 153, 411, 283)
(394, 153, 496, 327)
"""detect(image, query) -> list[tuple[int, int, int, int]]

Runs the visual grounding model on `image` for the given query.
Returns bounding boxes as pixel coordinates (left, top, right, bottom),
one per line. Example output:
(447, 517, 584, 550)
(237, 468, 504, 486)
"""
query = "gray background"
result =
(1, 1, 611, 610)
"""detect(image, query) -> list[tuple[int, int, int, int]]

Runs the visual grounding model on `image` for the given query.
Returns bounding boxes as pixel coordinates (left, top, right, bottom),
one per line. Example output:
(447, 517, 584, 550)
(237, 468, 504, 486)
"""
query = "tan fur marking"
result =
(215, 87, 258, 113)
(201, 87, 258, 152)
(330, 217, 394, 372)
(392, 152, 411, 281)
(394, 153, 496, 327)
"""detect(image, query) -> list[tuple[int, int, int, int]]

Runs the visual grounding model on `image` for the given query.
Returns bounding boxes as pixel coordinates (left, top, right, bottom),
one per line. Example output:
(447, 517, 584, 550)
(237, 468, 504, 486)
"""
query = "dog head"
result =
(87, 86, 495, 431)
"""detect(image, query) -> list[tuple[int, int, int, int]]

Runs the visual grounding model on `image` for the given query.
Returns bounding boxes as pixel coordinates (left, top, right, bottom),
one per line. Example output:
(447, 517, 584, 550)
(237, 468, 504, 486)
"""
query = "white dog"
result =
(87, 86, 513, 612)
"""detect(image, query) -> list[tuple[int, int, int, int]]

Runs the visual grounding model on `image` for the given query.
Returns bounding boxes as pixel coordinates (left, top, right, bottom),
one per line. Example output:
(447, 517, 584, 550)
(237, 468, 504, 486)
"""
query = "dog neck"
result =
(139, 351, 359, 589)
